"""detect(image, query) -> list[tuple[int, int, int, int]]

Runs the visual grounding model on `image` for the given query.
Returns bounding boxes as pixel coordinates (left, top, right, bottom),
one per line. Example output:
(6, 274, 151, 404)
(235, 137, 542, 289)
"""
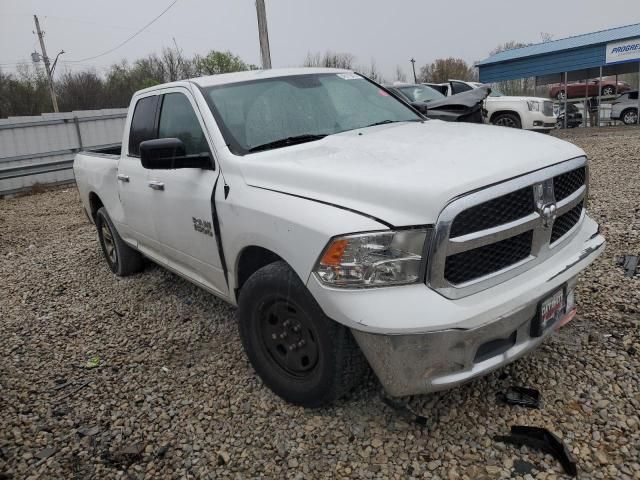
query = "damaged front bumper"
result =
(309, 216, 605, 397)
(352, 276, 578, 397)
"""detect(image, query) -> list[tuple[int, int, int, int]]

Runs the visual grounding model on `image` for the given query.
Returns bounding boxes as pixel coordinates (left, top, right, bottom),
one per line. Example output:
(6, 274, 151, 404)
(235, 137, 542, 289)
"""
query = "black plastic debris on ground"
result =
(379, 392, 428, 426)
(495, 426, 577, 477)
(616, 255, 639, 277)
(514, 459, 536, 474)
(497, 386, 540, 409)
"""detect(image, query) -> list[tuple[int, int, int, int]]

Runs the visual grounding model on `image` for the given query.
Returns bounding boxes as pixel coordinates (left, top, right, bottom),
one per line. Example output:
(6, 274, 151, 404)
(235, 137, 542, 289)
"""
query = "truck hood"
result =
(238, 121, 584, 226)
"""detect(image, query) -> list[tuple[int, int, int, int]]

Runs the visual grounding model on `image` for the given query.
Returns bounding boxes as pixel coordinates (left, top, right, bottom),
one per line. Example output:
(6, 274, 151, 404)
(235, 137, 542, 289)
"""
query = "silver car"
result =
(611, 91, 639, 125)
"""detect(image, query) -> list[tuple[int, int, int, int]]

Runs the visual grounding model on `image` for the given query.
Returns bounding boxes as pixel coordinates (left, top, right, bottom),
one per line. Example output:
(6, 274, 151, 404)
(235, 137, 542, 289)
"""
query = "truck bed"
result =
(80, 145, 121, 158)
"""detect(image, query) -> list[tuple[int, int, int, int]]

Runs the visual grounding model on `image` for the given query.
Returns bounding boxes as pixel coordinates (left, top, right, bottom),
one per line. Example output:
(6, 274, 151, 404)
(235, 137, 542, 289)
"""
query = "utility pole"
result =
(255, 0, 271, 69)
(33, 15, 59, 112)
(410, 58, 417, 83)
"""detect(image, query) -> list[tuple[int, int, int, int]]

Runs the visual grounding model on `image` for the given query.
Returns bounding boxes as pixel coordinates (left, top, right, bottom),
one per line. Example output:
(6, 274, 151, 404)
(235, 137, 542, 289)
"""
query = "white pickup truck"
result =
(427, 80, 557, 133)
(74, 68, 605, 407)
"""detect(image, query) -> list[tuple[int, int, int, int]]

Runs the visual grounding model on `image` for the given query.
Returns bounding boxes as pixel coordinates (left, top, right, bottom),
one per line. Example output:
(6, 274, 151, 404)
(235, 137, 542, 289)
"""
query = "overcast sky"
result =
(1, 0, 638, 80)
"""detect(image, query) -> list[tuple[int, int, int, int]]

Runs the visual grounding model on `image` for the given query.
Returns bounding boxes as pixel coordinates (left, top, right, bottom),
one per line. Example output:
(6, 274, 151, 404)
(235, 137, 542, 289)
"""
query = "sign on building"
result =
(606, 37, 640, 64)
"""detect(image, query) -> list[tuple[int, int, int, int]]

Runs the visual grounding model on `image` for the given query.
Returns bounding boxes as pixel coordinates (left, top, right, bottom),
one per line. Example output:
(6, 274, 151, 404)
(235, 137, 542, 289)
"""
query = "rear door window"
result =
(128, 95, 160, 157)
(158, 93, 210, 155)
(451, 81, 473, 95)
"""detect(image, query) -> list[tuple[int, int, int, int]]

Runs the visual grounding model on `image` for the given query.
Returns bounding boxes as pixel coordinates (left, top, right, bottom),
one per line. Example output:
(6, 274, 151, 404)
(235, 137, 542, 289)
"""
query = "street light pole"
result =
(410, 58, 417, 83)
(255, 0, 272, 69)
(33, 14, 59, 113)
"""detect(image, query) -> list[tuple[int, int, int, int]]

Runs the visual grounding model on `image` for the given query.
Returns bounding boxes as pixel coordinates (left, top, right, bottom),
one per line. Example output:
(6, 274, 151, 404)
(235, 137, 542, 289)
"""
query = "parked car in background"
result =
(73, 68, 604, 407)
(428, 80, 556, 133)
(556, 103, 583, 129)
(548, 78, 631, 100)
(611, 91, 640, 125)
(385, 83, 489, 123)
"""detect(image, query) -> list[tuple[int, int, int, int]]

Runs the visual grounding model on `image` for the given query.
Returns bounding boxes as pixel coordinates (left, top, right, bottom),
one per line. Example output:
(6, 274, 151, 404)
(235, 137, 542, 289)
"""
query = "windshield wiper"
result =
(365, 119, 398, 127)
(247, 134, 327, 152)
(364, 119, 423, 128)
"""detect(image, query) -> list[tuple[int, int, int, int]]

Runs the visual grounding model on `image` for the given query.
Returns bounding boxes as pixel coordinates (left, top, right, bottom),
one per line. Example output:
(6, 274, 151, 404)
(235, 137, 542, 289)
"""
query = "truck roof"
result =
(136, 68, 352, 95)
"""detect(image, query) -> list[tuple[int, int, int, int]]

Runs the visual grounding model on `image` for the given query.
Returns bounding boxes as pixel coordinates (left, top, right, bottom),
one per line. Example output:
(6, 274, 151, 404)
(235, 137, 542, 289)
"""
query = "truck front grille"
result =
(444, 231, 533, 284)
(553, 167, 586, 201)
(449, 187, 534, 237)
(551, 201, 584, 243)
(428, 158, 588, 298)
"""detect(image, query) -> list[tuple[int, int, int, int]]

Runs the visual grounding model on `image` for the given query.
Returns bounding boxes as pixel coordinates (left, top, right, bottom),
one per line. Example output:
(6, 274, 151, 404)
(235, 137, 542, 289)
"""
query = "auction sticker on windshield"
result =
(337, 73, 361, 80)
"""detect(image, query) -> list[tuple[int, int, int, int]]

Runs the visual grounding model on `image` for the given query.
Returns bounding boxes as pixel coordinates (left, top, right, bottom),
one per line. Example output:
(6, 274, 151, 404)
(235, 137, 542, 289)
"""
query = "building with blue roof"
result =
(477, 23, 640, 85)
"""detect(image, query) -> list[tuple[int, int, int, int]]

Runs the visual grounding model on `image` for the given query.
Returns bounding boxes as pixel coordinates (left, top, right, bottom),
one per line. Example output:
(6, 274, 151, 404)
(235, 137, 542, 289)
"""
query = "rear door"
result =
(117, 94, 167, 262)
(148, 88, 228, 297)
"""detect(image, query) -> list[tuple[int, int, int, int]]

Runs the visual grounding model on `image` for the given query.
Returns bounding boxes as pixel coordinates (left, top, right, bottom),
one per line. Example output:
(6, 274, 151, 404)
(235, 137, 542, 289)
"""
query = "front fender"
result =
(218, 181, 387, 304)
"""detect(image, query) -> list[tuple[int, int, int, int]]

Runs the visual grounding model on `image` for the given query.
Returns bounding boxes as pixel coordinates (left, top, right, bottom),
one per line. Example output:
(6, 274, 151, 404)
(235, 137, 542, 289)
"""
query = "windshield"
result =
(203, 73, 421, 154)
(397, 85, 446, 103)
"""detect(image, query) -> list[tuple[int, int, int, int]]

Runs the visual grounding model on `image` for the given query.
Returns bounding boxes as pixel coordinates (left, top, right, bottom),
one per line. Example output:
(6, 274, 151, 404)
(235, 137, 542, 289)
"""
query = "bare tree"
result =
(57, 70, 105, 111)
(361, 59, 384, 83)
(304, 51, 356, 69)
(418, 58, 476, 83)
(394, 65, 407, 83)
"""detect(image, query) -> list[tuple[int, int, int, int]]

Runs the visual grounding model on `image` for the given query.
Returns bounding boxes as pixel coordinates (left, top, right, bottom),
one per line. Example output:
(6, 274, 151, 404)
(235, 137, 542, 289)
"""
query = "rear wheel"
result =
(622, 108, 638, 125)
(556, 90, 566, 101)
(96, 207, 143, 276)
(492, 113, 522, 129)
(238, 261, 368, 407)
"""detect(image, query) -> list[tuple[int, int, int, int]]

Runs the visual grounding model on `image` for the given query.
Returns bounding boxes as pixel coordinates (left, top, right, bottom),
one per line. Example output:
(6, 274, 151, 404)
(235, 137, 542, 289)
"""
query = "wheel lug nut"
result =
(283, 320, 291, 328)
(293, 324, 301, 332)
(271, 334, 277, 340)
(279, 332, 288, 339)
(297, 340, 305, 348)
(288, 344, 296, 351)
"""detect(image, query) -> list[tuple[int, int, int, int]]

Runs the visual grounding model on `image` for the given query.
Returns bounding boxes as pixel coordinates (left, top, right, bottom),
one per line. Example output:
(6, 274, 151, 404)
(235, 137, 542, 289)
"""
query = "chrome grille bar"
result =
(427, 157, 588, 299)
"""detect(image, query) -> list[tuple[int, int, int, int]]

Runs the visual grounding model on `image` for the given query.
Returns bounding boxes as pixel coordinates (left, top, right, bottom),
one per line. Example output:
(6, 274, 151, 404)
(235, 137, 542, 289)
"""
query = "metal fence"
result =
(0, 109, 127, 196)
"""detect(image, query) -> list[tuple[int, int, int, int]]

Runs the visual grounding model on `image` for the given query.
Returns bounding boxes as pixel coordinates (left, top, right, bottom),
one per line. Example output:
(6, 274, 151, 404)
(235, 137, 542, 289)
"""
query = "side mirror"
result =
(411, 102, 429, 116)
(140, 138, 212, 170)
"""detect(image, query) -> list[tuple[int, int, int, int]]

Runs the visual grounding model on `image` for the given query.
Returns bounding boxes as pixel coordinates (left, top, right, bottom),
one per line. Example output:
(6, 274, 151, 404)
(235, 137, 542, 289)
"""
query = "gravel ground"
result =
(1, 127, 639, 479)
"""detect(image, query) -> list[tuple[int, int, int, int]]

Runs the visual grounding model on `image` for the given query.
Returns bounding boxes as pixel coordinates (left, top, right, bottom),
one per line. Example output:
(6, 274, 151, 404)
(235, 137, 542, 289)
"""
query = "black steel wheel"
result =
(258, 298, 320, 377)
(238, 260, 368, 407)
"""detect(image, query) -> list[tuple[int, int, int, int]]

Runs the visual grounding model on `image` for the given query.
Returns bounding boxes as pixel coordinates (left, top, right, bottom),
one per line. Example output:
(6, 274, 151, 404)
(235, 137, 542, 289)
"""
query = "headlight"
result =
(527, 100, 541, 111)
(315, 229, 430, 287)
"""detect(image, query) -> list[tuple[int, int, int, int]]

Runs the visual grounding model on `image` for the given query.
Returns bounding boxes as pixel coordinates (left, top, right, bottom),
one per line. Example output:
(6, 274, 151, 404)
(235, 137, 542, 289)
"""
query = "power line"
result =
(65, 0, 179, 63)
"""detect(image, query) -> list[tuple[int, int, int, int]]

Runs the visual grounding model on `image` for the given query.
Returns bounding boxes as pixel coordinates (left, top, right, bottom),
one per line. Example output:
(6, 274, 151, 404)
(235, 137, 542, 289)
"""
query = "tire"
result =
(601, 86, 615, 97)
(95, 207, 144, 276)
(492, 113, 522, 129)
(621, 108, 639, 125)
(238, 261, 368, 407)
(556, 90, 566, 101)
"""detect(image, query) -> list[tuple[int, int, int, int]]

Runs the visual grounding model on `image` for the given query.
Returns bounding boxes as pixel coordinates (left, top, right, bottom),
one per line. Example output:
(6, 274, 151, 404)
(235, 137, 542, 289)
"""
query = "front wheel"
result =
(622, 108, 638, 125)
(492, 113, 522, 129)
(556, 90, 566, 101)
(238, 261, 368, 407)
